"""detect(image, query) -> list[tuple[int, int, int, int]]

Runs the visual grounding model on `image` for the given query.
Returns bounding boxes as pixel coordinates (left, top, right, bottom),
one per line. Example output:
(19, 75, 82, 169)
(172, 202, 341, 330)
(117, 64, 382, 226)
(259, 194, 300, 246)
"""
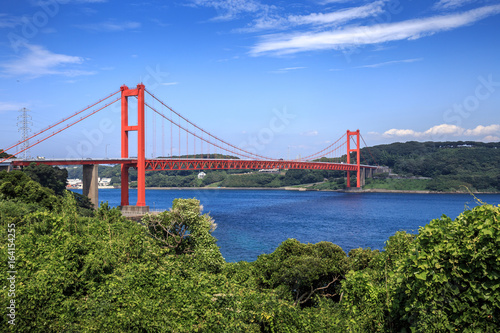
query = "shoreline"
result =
(125, 187, 499, 195)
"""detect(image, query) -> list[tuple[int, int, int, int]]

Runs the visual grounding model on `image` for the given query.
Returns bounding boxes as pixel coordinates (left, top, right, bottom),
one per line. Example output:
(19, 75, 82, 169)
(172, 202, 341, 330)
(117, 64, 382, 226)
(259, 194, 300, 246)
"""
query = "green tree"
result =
(339, 232, 415, 332)
(0, 170, 59, 210)
(254, 239, 348, 306)
(142, 198, 224, 272)
(22, 163, 68, 195)
(390, 203, 500, 332)
(0, 149, 13, 159)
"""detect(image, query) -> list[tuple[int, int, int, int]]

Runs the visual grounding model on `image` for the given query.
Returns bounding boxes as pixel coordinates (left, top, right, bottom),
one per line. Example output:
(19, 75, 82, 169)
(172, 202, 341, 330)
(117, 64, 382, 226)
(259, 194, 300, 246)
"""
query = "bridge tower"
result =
(346, 129, 361, 188)
(120, 84, 148, 211)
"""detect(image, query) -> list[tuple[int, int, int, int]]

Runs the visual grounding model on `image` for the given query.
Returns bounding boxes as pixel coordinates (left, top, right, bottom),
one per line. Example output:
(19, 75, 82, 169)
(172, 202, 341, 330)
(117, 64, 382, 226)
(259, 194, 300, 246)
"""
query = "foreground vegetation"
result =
(1, 169, 499, 331)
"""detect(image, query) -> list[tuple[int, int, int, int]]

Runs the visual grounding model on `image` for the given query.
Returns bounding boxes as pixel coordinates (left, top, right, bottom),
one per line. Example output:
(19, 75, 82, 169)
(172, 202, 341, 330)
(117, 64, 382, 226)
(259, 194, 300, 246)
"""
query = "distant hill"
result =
(358, 141, 500, 192)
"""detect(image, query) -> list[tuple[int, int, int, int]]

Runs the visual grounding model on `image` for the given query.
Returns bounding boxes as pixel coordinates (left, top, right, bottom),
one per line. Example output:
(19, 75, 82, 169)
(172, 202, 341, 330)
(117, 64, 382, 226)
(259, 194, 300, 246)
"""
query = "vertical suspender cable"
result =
(153, 106, 156, 158)
(178, 114, 181, 157)
(170, 109, 173, 157)
(162, 110, 165, 157)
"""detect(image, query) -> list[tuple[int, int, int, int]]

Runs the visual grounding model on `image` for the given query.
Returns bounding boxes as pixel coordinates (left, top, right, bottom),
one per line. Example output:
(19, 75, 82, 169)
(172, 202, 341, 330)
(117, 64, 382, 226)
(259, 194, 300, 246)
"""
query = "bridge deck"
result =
(10, 158, 377, 171)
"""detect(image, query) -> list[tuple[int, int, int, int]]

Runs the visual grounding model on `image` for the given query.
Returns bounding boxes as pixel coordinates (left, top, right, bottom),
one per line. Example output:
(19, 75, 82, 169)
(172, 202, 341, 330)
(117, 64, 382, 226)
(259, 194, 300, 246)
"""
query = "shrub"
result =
(142, 198, 224, 272)
(254, 239, 348, 306)
(390, 203, 500, 332)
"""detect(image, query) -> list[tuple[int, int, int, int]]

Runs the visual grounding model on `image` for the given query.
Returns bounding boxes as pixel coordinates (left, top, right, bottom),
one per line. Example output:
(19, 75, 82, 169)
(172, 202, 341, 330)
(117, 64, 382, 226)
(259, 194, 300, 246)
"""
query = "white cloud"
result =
(239, 1, 386, 32)
(318, 0, 360, 4)
(482, 135, 500, 142)
(288, 1, 385, 26)
(0, 43, 95, 78)
(281, 67, 306, 71)
(161, 82, 179, 86)
(463, 124, 500, 136)
(0, 101, 28, 113)
(190, 0, 273, 21)
(378, 124, 500, 140)
(250, 4, 500, 55)
(0, 14, 23, 28)
(68, 0, 108, 3)
(434, 0, 479, 10)
(301, 130, 319, 136)
(356, 58, 423, 68)
(383, 128, 421, 137)
(270, 66, 306, 74)
(76, 21, 141, 32)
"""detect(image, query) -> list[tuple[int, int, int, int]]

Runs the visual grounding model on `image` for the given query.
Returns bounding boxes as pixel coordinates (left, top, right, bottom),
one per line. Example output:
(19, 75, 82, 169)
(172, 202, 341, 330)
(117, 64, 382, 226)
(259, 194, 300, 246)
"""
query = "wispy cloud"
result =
(270, 66, 306, 74)
(189, 0, 274, 21)
(75, 21, 141, 32)
(0, 43, 95, 78)
(356, 58, 423, 68)
(0, 101, 28, 113)
(318, 0, 360, 4)
(301, 130, 319, 136)
(434, 0, 480, 10)
(250, 4, 500, 56)
(376, 124, 500, 141)
(0, 13, 23, 28)
(32, 0, 107, 4)
(238, 1, 386, 32)
(68, 0, 108, 3)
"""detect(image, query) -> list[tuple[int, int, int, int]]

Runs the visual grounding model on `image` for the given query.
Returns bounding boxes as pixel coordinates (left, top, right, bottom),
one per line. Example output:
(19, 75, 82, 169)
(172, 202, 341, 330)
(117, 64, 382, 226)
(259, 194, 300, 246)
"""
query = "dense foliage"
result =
(1, 171, 499, 331)
(22, 163, 68, 195)
(390, 201, 500, 332)
(360, 141, 500, 192)
(254, 239, 347, 306)
(0, 170, 60, 210)
(0, 150, 12, 159)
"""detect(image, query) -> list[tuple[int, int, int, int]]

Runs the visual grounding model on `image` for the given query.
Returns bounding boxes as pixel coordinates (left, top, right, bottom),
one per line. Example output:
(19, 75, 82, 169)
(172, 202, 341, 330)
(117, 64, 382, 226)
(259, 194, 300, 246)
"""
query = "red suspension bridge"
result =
(1, 84, 377, 212)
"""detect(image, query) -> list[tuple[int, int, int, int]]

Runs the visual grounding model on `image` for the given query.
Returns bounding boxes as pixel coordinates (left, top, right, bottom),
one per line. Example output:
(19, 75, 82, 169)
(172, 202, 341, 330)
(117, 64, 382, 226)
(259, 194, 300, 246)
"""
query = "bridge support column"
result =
(346, 129, 361, 188)
(83, 164, 99, 209)
(360, 168, 366, 187)
(120, 83, 148, 208)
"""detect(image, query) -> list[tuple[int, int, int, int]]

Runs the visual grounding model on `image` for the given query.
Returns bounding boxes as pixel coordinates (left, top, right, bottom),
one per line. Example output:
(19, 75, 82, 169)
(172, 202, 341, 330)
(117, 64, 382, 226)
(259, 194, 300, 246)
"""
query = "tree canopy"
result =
(1, 171, 499, 331)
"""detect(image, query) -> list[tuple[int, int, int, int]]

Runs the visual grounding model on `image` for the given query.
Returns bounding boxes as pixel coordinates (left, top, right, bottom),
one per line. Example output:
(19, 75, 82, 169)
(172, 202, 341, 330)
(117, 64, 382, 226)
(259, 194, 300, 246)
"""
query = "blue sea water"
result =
(73, 189, 500, 262)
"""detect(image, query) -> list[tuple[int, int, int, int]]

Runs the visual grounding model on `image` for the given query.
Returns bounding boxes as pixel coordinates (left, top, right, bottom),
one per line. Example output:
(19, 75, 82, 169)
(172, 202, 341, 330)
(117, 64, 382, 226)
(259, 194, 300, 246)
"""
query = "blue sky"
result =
(1, 0, 499, 159)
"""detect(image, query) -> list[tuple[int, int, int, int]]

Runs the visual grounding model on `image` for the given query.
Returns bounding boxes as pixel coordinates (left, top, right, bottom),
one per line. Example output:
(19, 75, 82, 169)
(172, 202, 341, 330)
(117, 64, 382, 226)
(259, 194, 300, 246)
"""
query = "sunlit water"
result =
(72, 189, 500, 262)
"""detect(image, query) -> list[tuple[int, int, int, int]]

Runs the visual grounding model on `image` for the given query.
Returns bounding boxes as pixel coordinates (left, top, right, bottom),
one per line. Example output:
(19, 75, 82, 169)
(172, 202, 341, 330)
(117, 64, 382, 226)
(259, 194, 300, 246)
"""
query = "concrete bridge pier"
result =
(360, 168, 366, 187)
(359, 168, 373, 187)
(82, 164, 99, 209)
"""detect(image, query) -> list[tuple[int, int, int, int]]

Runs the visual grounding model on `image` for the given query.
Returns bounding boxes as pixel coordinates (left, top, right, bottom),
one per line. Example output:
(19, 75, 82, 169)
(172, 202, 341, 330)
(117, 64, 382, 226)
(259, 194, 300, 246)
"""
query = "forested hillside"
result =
(358, 141, 500, 192)
(1, 169, 499, 331)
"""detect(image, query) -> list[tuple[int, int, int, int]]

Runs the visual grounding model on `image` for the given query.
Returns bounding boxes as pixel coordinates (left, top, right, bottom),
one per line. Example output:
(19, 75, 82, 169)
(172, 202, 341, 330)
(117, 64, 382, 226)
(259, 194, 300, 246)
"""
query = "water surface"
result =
(75, 189, 500, 262)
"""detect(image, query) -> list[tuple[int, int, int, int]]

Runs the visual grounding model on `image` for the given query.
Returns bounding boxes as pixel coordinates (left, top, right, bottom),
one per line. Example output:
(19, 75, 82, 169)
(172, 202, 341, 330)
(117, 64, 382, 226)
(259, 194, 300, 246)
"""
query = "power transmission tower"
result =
(17, 108, 32, 159)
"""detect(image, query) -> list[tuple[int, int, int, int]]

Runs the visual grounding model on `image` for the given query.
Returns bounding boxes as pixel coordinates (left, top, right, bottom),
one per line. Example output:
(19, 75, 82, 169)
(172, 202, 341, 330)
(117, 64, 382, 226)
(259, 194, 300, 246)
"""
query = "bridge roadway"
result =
(10, 158, 377, 172)
(9, 158, 378, 211)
